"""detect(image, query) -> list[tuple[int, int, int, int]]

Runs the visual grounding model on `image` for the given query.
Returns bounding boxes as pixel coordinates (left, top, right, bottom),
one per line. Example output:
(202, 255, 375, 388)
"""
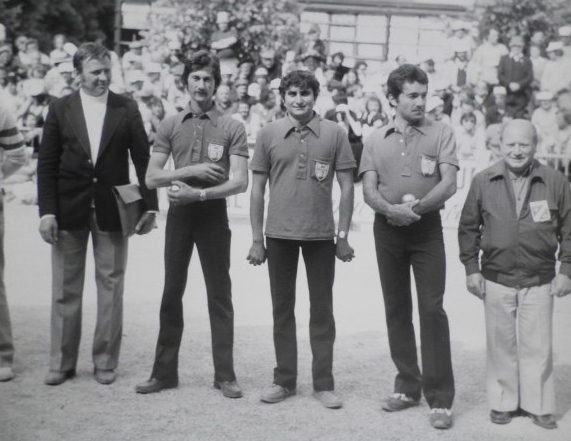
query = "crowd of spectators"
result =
(2, 16, 571, 202)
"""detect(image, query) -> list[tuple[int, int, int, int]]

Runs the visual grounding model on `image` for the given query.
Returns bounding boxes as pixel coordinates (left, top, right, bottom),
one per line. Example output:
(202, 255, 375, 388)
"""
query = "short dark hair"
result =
(332, 52, 344, 60)
(182, 50, 221, 91)
(460, 112, 476, 124)
(278, 70, 320, 99)
(73, 43, 110, 74)
(386, 64, 428, 102)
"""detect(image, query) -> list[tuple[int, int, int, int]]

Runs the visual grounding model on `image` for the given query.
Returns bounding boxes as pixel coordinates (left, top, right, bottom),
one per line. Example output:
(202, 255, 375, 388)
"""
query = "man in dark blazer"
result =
(498, 35, 533, 118)
(37, 43, 158, 386)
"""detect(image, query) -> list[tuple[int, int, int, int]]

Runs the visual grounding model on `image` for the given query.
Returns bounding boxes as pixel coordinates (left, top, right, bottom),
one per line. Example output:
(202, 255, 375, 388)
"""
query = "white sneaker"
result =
(0, 366, 15, 381)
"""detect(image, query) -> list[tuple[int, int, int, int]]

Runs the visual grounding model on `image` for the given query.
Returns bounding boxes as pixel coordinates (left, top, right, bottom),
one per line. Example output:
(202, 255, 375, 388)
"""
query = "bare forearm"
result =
(202, 174, 248, 200)
(338, 180, 354, 233)
(413, 180, 456, 215)
(146, 165, 200, 189)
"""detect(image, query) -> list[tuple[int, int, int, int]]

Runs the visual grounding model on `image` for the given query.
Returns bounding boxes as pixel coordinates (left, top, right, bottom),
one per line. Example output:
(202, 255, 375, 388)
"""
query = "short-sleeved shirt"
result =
(250, 114, 356, 240)
(359, 118, 458, 205)
(153, 104, 249, 188)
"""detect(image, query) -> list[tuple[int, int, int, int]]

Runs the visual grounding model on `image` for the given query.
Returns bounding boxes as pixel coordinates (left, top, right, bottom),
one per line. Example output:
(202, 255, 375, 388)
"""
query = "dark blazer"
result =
(498, 55, 533, 95)
(38, 90, 158, 231)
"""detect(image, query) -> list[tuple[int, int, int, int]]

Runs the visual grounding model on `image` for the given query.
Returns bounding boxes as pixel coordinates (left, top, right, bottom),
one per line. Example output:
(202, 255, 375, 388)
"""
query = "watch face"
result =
(338, 231, 346, 239)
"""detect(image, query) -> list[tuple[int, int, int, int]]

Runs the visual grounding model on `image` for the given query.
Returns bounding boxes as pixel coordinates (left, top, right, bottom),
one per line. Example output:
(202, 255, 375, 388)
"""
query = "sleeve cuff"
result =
(464, 262, 480, 276)
(40, 214, 56, 221)
(559, 262, 571, 278)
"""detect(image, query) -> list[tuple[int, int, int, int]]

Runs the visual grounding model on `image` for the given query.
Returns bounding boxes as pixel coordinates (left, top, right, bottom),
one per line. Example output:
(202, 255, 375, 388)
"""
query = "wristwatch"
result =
(199, 189, 207, 202)
(337, 230, 347, 240)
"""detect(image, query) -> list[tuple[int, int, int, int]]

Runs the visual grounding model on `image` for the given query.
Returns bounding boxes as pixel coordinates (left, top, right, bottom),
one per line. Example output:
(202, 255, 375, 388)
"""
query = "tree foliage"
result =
(146, 0, 301, 63)
(0, 0, 115, 50)
(473, 0, 571, 42)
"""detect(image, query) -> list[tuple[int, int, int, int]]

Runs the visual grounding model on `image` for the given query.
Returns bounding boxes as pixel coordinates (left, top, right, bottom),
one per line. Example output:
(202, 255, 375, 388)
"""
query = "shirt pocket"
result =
(310, 155, 333, 182)
(417, 153, 438, 177)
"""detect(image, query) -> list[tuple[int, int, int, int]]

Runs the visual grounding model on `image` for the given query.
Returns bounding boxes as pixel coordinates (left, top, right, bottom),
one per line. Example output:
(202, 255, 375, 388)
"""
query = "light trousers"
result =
(0, 194, 14, 368)
(484, 279, 555, 415)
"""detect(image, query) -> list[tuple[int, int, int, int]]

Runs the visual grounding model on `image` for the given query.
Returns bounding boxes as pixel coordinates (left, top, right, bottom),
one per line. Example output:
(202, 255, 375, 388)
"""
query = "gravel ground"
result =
(2, 203, 570, 441)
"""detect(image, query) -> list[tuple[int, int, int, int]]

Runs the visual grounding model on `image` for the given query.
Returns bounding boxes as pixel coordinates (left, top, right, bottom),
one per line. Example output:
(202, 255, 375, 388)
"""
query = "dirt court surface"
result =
(2, 203, 571, 441)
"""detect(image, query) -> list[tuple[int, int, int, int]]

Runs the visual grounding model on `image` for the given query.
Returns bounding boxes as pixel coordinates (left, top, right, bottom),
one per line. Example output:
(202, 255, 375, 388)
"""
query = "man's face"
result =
(260, 56, 274, 69)
(79, 57, 111, 97)
(238, 102, 250, 119)
(501, 121, 536, 174)
(488, 29, 499, 44)
(390, 81, 427, 125)
(186, 68, 216, 105)
(332, 55, 342, 66)
(216, 85, 231, 104)
(283, 86, 315, 122)
(510, 43, 523, 57)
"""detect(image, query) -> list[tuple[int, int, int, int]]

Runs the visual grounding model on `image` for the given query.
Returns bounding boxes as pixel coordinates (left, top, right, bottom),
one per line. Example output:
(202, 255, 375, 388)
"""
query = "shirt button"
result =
(93, 178, 98, 183)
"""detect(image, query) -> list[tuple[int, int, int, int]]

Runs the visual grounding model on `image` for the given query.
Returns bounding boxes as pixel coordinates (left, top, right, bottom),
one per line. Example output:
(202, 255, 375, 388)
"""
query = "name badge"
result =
(420, 155, 436, 176)
(530, 200, 550, 222)
(315, 161, 330, 181)
(207, 142, 224, 162)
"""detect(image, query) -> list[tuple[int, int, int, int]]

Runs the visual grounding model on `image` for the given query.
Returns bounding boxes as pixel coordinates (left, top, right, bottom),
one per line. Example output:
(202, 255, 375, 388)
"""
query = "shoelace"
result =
(431, 408, 452, 416)
(390, 392, 415, 402)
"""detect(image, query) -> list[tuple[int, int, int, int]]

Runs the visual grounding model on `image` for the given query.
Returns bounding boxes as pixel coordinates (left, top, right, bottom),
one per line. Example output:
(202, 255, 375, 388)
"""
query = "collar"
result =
(277, 112, 321, 138)
(181, 103, 220, 126)
(383, 118, 430, 138)
(79, 88, 109, 105)
(487, 159, 545, 183)
(510, 53, 524, 62)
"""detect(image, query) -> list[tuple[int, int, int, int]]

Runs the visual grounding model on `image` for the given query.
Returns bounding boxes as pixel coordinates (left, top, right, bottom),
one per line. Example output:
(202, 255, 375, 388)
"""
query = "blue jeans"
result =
(373, 211, 455, 409)
(266, 237, 336, 392)
(152, 199, 236, 383)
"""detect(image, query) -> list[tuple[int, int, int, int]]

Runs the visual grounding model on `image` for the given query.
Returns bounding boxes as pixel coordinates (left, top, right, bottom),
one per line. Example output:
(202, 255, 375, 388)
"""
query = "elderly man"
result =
(458, 119, 571, 430)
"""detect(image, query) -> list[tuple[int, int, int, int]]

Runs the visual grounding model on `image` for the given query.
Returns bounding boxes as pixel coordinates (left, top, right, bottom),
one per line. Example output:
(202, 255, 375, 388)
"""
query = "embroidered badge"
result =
(207, 142, 224, 162)
(314, 161, 330, 181)
(420, 156, 436, 176)
(529, 200, 551, 222)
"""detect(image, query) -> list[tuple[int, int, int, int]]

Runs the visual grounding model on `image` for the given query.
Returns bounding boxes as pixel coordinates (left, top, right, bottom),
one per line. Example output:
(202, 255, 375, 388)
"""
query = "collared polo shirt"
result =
(250, 114, 356, 240)
(458, 160, 571, 288)
(359, 118, 458, 204)
(153, 104, 248, 188)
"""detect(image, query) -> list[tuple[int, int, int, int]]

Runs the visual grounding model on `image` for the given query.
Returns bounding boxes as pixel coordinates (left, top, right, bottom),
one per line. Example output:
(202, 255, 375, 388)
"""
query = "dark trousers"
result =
(266, 237, 336, 392)
(373, 212, 454, 409)
(152, 200, 235, 383)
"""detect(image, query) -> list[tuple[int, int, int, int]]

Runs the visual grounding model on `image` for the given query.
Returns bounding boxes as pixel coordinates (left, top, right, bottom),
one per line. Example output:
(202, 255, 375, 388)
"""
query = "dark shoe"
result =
(313, 390, 343, 409)
(490, 409, 512, 425)
(382, 393, 420, 412)
(44, 369, 76, 386)
(529, 413, 557, 430)
(0, 367, 15, 382)
(94, 369, 117, 385)
(430, 408, 453, 429)
(260, 384, 296, 404)
(214, 380, 243, 398)
(135, 377, 178, 394)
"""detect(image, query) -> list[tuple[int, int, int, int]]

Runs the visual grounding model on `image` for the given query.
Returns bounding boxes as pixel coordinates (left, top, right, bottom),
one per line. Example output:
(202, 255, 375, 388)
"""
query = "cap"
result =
(217, 11, 230, 24)
(559, 25, 571, 37)
(27, 79, 46, 96)
(426, 96, 444, 113)
(492, 86, 507, 95)
(125, 70, 146, 83)
(57, 62, 74, 73)
(254, 67, 268, 77)
(536, 91, 553, 101)
(509, 35, 525, 47)
(546, 40, 564, 52)
(269, 78, 281, 89)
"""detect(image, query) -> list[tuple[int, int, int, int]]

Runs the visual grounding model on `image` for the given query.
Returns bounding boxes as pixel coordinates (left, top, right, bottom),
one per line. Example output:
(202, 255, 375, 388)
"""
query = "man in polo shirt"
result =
(360, 64, 457, 429)
(135, 50, 249, 397)
(248, 70, 356, 409)
(458, 119, 571, 430)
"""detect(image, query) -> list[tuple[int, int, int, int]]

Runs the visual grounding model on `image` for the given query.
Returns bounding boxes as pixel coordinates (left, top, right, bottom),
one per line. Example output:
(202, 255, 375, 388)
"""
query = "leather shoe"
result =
(430, 408, 453, 429)
(214, 380, 243, 398)
(135, 377, 178, 394)
(261, 384, 296, 403)
(313, 390, 343, 409)
(0, 367, 15, 382)
(382, 393, 420, 412)
(94, 369, 117, 385)
(529, 413, 557, 430)
(44, 369, 76, 386)
(490, 409, 512, 424)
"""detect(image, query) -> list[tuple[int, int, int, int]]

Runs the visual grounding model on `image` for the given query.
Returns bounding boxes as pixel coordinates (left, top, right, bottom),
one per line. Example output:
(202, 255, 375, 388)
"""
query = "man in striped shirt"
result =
(0, 103, 26, 382)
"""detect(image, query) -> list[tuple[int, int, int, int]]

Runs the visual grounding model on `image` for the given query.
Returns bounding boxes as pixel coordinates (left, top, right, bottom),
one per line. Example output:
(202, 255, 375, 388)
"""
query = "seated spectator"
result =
(124, 69, 147, 99)
(49, 34, 68, 66)
(354, 60, 368, 85)
(361, 95, 389, 141)
(498, 35, 533, 118)
(331, 52, 349, 82)
(442, 40, 473, 93)
(343, 68, 361, 97)
(455, 112, 487, 161)
(18, 79, 52, 125)
(451, 94, 485, 129)
(485, 113, 513, 164)
(300, 50, 326, 85)
(348, 82, 366, 118)
(293, 24, 327, 63)
(253, 67, 269, 89)
(122, 40, 145, 72)
(0, 73, 25, 115)
(425, 96, 451, 125)
(257, 48, 282, 81)
(234, 78, 249, 101)
(555, 89, 571, 174)
(540, 41, 571, 95)
(236, 59, 255, 83)
(210, 11, 239, 74)
(45, 61, 75, 97)
(18, 38, 50, 69)
(165, 63, 187, 111)
(529, 44, 547, 90)
(231, 99, 263, 148)
(532, 91, 559, 159)
(485, 85, 508, 126)
(470, 27, 508, 87)
(251, 88, 279, 124)
(314, 79, 343, 117)
(215, 84, 238, 116)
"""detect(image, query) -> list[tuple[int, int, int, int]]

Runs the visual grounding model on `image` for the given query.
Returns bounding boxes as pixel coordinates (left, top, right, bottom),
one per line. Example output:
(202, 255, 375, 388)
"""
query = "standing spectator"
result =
(251, 88, 280, 124)
(531, 91, 559, 159)
(19, 38, 50, 70)
(354, 60, 369, 85)
(498, 35, 533, 118)
(470, 28, 508, 87)
(215, 84, 238, 116)
(37, 43, 158, 386)
(293, 24, 327, 63)
(540, 41, 571, 96)
(442, 40, 473, 93)
(331, 52, 349, 82)
(49, 34, 68, 66)
(458, 119, 571, 430)
(247, 70, 355, 409)
(455, 112, 487, 161)
(360, 64, 457, 430)
(0, 104, 26, 382)
(135, 50, 248, 397)
(232, 99, 263, 147)
(529, 44, 547, 91)
(559, 25, 571, 59)
(257, 48, 282, 82)
(210, 11, 239, 75)
(343, 69, 361, 98)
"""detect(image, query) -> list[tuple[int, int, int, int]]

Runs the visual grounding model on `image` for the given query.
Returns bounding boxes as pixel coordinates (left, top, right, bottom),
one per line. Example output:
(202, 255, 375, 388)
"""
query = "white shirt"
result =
(79, 89, 108, 163)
